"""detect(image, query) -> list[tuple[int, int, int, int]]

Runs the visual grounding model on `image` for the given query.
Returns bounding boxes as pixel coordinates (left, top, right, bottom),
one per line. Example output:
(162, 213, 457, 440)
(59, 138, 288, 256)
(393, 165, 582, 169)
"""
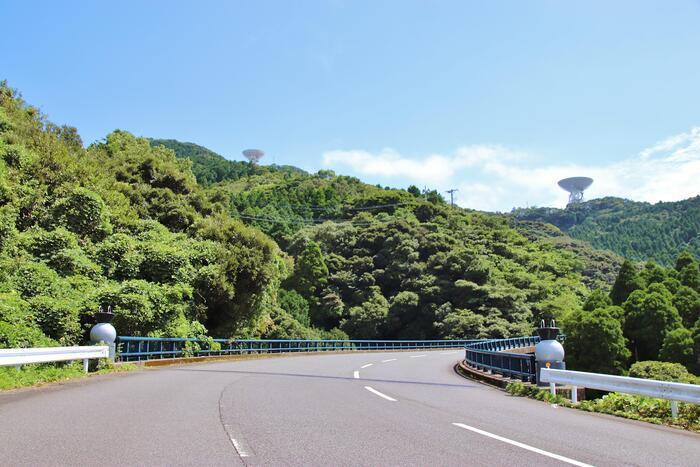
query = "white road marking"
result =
(381, 358, 397, 363)
(360, 363, 373, 369)
(410, 354, 426, 358)
(223, 424, 253, 458)
(353, 370, 360, 379)
(452, 423, 593, 467)
(364, 386, 397, 402)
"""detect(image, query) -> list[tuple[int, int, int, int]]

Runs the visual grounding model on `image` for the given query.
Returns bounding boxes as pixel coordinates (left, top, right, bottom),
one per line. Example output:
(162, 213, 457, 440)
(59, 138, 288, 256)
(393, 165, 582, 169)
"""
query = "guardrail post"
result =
(571, 386, 578, 404)
(550, 382, 556, 397)
(83, 358, 89, 373)
(671, 401, 678, 419)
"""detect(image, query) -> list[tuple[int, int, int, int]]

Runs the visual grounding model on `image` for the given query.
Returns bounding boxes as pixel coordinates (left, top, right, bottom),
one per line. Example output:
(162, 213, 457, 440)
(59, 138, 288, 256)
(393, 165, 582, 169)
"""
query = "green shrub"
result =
(628, 360, 698, 384)
(12, 261, 59, 298)
(51, 187, 112, 240)
(505, 381, 570, 405)
(29, 295, 81, 345)
(139, 243, 189, 283)
(579, 393, 700, 431)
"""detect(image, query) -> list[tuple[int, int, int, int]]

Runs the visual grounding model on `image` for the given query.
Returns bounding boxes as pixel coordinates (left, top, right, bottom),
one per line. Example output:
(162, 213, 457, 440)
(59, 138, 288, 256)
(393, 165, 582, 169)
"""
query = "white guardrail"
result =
(540, 368, 700, 418)
(0, 346, 109, 373)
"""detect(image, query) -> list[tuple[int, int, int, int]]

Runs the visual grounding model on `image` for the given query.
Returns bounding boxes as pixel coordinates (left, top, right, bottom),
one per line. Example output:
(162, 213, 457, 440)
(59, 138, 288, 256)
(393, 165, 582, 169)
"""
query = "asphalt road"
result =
(1, 350, 698, 466)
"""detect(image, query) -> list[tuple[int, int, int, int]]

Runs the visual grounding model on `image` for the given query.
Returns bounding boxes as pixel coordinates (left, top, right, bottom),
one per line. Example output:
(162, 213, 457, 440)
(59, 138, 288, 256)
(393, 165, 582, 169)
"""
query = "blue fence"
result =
(464, 337, 540, 383)
(117, 337, 480, 362)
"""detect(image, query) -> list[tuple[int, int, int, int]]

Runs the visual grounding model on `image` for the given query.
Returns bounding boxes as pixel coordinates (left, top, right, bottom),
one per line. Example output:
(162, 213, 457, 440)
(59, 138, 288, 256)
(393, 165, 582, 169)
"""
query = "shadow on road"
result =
(171, 368, 475, 389)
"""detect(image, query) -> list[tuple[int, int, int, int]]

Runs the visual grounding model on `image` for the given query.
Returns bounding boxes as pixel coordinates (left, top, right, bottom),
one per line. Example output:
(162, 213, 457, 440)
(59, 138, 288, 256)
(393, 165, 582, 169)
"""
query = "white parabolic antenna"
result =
(558, 176, 593, 204)
(242, 149, 265, 164)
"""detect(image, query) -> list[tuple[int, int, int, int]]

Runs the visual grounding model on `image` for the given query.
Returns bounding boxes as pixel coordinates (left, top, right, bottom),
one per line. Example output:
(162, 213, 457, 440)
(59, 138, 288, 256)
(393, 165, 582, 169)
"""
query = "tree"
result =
(386, 291, 420, 337)
(289, 241, 329, 300)
(435, 308, 486, 340)
(693, 321, 700, 374)
(672, 286, 700, 328)
(583, 290, 612, 311)
(563, 307, 630, 374)
(679, 262, 700, 292)
(640, 261, 666, 286)
(624, 285, 683, 361)
(340, 287, 388, 339)
(675, 250, 697, 272)
(277, 289, 310, 327)
(659, 327, 695, 370)
(51, 187, 112, 240)
(610, 260, 644, 305)
(407, 185, 421, 197)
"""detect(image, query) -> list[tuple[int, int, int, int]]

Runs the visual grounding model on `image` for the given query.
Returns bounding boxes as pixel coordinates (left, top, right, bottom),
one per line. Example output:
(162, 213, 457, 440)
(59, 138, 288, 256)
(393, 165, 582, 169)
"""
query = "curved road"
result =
(1, 351, 698, 466)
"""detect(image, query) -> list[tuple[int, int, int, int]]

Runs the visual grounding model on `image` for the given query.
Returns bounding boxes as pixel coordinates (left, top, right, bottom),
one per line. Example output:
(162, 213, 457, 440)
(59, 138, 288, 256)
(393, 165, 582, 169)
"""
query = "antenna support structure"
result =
(557, 177, 593, 205)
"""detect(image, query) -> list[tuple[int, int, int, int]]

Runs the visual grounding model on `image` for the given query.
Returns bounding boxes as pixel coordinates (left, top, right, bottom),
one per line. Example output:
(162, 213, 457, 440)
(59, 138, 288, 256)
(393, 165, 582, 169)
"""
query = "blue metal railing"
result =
(464, 336, 540, 383)
(116, 337, 481, 362)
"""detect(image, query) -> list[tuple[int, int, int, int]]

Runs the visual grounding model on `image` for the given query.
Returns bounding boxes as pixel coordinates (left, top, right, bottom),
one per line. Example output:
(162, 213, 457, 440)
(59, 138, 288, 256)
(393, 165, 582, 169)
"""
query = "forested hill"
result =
(0, 81, 621, 349)
(155, 138, 622, 290)
(148, 139, 305, 185)
(512, 197, 700, 266)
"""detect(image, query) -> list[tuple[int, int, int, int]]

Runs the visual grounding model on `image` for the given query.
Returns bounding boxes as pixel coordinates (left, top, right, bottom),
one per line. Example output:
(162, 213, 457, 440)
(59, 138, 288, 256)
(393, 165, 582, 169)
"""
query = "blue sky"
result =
(2, 0, 700, 211)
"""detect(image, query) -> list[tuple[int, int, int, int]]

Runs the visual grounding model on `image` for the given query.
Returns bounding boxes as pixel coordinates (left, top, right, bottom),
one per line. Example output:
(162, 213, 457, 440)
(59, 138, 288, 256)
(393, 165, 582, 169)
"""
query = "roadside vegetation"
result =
(0, 360, 137, 391)
(562, 254, 700, 378)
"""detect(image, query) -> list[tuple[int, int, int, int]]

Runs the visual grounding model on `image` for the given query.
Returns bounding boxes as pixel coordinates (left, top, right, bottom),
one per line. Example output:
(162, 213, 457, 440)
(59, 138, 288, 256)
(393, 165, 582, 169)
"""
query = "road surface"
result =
(1, 351, 698, 466)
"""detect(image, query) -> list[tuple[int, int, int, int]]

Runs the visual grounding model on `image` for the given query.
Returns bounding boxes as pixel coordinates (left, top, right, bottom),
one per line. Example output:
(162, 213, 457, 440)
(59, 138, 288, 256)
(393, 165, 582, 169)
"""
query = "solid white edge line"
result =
(452, 423, 593, 467)
(360, 363, 373, 369)
(381, 358, 397, 363)
(410, 354, 426, 358)
(353, 370, 360, 379)
(364, 386, 397, 401)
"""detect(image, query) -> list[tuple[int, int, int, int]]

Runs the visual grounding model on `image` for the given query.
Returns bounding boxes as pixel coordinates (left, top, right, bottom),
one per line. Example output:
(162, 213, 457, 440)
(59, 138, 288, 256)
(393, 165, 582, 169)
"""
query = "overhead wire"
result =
(236, 201, 418, 211)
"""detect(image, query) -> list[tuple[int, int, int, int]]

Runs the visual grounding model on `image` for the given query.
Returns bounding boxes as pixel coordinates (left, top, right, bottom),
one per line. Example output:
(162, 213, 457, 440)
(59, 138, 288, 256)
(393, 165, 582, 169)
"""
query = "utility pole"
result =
(445, 188, 458, 207)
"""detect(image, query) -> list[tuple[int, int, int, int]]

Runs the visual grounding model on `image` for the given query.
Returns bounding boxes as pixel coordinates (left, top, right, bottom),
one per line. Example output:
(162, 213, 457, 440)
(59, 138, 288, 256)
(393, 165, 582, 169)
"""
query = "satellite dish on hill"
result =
(242, 149, 265, 165)
(558, 176, 593, 204)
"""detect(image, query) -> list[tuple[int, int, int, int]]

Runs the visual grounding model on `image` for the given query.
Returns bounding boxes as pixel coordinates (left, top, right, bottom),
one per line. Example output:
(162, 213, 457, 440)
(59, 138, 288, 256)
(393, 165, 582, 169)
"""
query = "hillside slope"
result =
(513, 197, 700, 266)
(0, 81, 619, 347)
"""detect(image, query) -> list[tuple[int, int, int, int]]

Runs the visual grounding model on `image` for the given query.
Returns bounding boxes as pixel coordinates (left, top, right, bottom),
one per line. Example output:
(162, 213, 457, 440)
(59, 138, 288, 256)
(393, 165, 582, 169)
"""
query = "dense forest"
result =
(1, 81, 698, 380)
(513, 197, 700, 266)
(0, 82, 598, 349)
(564, 253, 700, 377)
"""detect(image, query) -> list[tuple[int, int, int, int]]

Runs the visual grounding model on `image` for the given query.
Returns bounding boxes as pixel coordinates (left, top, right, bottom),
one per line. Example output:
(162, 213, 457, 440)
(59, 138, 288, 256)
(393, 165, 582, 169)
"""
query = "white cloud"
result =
(321, 127, 700, 212)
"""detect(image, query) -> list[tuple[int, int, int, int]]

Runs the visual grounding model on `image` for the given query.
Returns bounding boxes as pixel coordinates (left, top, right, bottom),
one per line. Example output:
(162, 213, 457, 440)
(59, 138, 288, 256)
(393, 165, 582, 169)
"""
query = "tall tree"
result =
(624, 284, 683, 361)
(564, 307, 630, 374)
(659, 327, 695, 370)
(673, 286, 700, 329)
(289, 241, 329, 300)
(610, 260, 644, 305)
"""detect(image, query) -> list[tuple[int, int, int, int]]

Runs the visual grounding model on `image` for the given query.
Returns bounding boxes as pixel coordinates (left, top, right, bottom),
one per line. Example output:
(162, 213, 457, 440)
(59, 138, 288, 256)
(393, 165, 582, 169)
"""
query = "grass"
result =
(0, 359, 139, 391)
(505, 381, 700, 432)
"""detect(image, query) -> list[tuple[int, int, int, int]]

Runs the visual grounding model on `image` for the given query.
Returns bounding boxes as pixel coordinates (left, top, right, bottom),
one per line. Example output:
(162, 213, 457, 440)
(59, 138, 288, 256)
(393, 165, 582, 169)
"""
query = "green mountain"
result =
(148, 139, 305, 185)
(0, 81, 625, 348)
(512, 197, 700, 266)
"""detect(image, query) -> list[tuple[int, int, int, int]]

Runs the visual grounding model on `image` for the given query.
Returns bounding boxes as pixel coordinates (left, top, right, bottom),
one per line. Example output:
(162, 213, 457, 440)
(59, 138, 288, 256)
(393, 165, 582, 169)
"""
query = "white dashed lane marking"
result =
(364, 386, 397, 402)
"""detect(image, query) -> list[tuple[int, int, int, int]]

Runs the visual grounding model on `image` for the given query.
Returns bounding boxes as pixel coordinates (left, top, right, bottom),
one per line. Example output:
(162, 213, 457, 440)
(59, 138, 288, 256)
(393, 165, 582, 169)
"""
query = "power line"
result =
(236, 201, 418, 212)
(232, 213, 415, 227)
